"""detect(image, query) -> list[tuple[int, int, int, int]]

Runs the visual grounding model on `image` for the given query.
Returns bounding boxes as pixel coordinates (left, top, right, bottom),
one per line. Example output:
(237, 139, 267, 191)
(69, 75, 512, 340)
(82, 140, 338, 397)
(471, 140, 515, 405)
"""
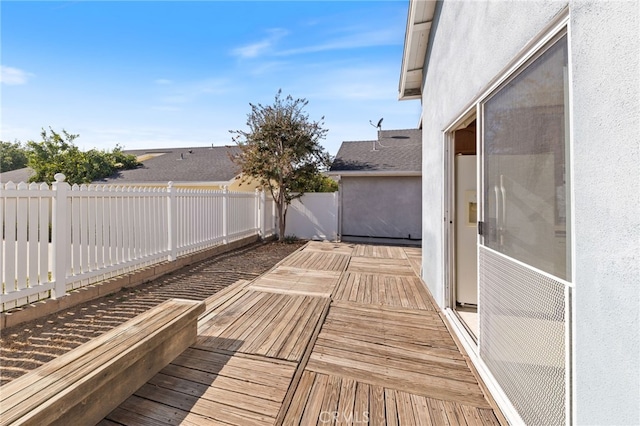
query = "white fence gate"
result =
(0, 174, 276, 311)
(286, 192, 338, 241)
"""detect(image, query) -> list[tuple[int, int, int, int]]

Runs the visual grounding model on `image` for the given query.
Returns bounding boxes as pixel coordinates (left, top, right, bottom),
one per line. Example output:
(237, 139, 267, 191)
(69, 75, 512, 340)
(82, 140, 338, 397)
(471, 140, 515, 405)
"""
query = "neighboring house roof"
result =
(0, 167, 35, 184)
(0, 145, 242, 185)
(98, 146, 241, 185)
(329, 129, 422, 176)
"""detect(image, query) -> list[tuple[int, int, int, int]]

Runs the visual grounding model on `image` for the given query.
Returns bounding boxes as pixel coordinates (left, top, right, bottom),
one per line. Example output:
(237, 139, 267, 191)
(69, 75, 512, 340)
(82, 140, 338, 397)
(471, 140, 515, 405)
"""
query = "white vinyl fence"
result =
(286, 192, 339, 241)
(0, 174, 276, 311)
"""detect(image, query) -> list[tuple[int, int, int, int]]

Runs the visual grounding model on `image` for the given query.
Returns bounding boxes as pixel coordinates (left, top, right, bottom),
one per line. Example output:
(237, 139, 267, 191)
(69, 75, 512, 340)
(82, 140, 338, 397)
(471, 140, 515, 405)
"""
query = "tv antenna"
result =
(369, 118, 387, 151)
(369, 117, 383, 130)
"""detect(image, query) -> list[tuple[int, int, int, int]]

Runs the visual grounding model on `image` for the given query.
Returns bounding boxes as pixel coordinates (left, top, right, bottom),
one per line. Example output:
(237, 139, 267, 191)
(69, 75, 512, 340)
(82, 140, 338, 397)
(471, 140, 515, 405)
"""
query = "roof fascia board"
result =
(328, 171, 421, 178)
(99, 180, 232, 187)
(399, 0, 437, 100)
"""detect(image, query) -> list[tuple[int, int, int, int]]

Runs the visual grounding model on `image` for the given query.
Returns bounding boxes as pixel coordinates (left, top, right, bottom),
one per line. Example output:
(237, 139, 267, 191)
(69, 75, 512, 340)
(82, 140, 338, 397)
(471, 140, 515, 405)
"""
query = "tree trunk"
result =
(277, 198, 286, 241)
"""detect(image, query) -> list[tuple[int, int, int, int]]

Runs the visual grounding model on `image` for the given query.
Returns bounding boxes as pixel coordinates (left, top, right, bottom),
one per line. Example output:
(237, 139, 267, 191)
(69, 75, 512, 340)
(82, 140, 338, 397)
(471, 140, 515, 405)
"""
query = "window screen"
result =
(482, 34, 570, 281)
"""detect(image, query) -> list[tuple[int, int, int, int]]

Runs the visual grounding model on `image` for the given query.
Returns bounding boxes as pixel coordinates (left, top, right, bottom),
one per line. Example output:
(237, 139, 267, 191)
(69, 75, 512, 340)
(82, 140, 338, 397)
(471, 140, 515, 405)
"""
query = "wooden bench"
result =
(0, 298, 205, 426)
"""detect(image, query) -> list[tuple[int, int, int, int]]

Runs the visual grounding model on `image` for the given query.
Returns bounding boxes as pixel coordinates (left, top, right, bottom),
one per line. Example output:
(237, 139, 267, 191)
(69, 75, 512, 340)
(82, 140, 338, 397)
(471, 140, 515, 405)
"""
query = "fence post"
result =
(167, 181, 177, 261)
(272, 194, 277, 237)
(51, 173, 69, 299)
(222, 186, 228, 244)
(333, 191, 339, 242)
(259, 189, 266, 238)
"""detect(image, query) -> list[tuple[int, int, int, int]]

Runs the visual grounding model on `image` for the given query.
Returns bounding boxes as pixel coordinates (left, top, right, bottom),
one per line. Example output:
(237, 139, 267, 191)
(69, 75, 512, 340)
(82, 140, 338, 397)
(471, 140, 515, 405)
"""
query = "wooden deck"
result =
(101, 241, 504, 425)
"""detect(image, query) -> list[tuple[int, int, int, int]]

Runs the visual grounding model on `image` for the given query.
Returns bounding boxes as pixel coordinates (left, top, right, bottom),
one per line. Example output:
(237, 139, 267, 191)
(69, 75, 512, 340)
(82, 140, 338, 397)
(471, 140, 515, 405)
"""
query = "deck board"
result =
(304, 240, 355, 255)
(103, 242, 505, 425)
(249, 267, 341, 296)
(195, 290, 329, 362)
(279, 250, 350, 272)
(281, 372, 500, 425)
(306, 303, 489, 407)
(106, 349, 296, 426)
(353, 244, 408, 259)
(334, 272, 435, 309)
(347, 256, 416, 276)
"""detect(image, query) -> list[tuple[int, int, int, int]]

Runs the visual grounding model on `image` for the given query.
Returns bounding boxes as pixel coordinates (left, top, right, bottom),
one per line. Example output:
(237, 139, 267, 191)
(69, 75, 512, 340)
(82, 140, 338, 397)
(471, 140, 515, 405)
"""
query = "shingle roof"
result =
(330, 129, 422, 173)
(97, 146, 241, 184)
(0, 167, 35, 184)
(0, 146, 242, 185)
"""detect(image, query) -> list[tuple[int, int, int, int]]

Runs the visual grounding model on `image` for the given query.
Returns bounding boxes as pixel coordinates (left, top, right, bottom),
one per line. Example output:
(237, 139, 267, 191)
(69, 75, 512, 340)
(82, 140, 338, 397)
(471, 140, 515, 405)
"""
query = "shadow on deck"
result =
(100, 242, 505, 425)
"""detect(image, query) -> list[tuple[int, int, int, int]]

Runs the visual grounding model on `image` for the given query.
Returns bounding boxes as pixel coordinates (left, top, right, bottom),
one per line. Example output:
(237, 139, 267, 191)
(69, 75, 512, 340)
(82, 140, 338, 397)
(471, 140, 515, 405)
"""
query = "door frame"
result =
(443, 106, 479, 346)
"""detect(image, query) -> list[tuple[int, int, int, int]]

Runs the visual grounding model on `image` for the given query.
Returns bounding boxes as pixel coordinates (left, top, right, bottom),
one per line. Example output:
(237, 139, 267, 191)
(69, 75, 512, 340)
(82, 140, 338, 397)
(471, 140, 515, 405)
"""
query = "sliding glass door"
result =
(478, 31, 571, 426)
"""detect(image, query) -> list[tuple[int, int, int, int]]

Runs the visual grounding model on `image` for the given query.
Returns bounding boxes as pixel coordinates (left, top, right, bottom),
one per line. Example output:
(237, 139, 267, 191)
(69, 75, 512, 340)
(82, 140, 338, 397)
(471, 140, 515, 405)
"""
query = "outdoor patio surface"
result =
(100, 241, 504, 425)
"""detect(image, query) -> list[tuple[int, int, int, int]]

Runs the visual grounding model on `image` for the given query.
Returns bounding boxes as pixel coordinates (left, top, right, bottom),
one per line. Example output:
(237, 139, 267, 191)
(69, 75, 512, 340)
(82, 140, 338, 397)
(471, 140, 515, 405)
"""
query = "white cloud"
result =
(152, 105, 181, 112)
(232, 24, 400, 60)
(231, 28, 289, 59)
(154, 78, 173, 85)
(0, 66, 34, 85)
(294, 64, 401, 102)
(276, 28, 400, 57)
(248, 61, 290, 76)
(157, 77, 234, 105)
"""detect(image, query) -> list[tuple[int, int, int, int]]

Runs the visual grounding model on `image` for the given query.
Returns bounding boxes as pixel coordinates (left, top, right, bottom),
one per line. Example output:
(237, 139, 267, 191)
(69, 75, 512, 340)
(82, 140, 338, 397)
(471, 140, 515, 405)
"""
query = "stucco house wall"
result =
(416, 1, 638, 424)
(569, 3, 638, 424)
(340, 176, 421, 241)
(419, 0, 567, 306)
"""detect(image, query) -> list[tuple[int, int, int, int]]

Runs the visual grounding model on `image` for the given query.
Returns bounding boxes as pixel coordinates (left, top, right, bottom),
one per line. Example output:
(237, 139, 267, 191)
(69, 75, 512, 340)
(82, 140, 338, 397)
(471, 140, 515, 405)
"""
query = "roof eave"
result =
(94, 179, 236, 187)
(328, 170, 421, 178)
(398, 0, 437, 101)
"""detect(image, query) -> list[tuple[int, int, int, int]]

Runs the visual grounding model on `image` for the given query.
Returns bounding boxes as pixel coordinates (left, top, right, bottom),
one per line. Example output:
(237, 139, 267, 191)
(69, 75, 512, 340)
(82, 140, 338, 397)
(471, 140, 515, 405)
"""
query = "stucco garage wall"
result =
(340, 176, 421, 241)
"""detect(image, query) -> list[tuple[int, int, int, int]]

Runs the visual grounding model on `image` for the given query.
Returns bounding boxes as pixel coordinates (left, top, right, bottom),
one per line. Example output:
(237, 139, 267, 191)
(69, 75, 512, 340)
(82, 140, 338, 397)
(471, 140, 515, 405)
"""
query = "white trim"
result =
(481, 245, 574, 289)
(565, 282, 573, 426)
(442, 104, 477, 312)
(399, 0, 418, 99)
(566, 15, 577, 426)
(443, 106, 477, 134)
(444, 308, 526, 426)
(442, 131, 453, 309)
(399, 0, 437, 100)
(97, 180, 234, 188)
(327, 171, 421, 177)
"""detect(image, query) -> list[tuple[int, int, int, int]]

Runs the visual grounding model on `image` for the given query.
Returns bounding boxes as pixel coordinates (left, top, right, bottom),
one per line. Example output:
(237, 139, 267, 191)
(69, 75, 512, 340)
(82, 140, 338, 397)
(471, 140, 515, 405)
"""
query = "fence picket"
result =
(4, 182, 17, 295)
(96, 185, 105, 269)
(1, 177, 276, 311)
(28, 184, 39, 289)
(52, 174, 69, 298)
(87, 185, 97, 272)
(16, 183, 28, 291)
(38, 183, 49, 287)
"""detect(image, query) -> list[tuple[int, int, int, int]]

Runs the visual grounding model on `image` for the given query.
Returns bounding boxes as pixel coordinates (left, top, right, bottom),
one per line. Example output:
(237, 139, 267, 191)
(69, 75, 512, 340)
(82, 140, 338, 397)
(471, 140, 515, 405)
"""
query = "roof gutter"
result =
(398, 0, 437, 101)
(328, 171, 421, 178)
(97, 180, 233, 188)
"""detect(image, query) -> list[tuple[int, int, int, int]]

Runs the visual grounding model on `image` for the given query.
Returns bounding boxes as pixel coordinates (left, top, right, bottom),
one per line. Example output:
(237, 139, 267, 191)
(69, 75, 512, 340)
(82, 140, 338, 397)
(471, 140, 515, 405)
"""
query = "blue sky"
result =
(1, 1, 421, 155)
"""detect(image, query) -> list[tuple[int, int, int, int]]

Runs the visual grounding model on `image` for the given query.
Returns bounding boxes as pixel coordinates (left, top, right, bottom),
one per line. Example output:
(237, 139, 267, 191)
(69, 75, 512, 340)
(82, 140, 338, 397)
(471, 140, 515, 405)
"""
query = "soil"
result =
(0, 240, 306, 386)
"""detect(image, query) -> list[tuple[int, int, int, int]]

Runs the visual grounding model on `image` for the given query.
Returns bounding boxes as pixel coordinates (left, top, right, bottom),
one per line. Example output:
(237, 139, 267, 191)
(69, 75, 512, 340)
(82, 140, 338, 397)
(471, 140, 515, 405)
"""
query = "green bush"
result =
(26, 128, 139, 185)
